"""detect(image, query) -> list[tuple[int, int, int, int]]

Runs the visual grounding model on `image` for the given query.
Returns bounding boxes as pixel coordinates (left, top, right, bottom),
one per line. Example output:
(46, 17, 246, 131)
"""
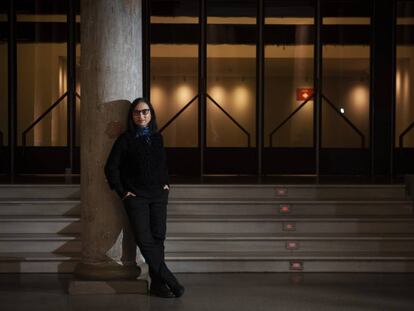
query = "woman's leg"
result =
(149, 197, 184, 297)
(123, 196, 184, 297)
(123, 197, 165, 281)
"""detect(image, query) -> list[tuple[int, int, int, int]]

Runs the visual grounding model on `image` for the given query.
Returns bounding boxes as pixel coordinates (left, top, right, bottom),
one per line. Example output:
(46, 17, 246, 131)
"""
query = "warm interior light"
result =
(175, 83, 193, 106)
(232, 85, 249, 110)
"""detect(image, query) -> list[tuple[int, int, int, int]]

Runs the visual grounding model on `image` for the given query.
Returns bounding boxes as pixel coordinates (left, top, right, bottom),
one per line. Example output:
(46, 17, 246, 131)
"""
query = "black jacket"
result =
(104, 131, 170, 199)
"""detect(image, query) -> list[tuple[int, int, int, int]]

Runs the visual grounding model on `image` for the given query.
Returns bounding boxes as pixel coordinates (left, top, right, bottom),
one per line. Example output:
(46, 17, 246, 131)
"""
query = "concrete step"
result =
(165, 233, 414, 253)
(0, 233, 81, 252)
(0, 199, 80, 216)
(167, 199, 414, 216)
(0, 252, 79, 273)
(165, 251, 414, 273)
(0, 216, 81, 234)
(0, 184, 408, 200)
(0, 185, 80, 199)
(2, 251, 414, 273)
(1, 199, 412, 217)
(168, 184, 408, 200)
(167, 215, 414, 234)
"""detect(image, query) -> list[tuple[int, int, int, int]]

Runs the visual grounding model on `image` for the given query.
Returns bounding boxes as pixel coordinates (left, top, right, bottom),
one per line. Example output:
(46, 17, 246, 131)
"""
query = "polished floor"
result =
(1, 273, 414, 311)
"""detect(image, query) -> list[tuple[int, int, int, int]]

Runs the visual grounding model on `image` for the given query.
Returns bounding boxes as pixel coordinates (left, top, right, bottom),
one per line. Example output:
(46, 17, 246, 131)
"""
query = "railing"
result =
(159, 94, 251, 148)
(322, 95, 365, 148)
(206, 94, 251, 147)
(269, 94, 365, 148)
(22, 92, 68, 147)
(399, 120, 414, 148)
(158, 95, 199, 133)
(269, 95, 314, 147)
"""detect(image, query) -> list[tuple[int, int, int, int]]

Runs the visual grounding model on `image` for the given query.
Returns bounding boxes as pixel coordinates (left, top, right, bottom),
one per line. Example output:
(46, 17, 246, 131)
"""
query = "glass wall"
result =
(321, 0, 371, 149)
(206, 0, 256, 148)
(0, 8, 8, 174)
(396, 0, 414, 148)
(264, 0, 315, 174)
(0, 10, 7, 148)
(150, 0, 199, 148)
(16, 0, 68, 147)
(320, 0, 371, 174)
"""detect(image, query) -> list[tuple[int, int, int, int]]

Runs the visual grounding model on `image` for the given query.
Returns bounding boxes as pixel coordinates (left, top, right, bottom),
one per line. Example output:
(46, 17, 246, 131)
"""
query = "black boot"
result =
(150, 282, 175, 298)
(149, 270, 175, 298)
(160, 263, 185, 297)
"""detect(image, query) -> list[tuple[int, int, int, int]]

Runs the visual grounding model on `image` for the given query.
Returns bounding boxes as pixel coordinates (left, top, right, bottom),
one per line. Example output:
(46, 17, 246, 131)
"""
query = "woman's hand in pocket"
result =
(122, 192, 136, 200)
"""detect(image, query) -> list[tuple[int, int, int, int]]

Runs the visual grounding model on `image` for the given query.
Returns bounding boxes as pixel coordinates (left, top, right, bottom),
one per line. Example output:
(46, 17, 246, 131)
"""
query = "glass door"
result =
(204, 0, 258, 174)
(263, 0, 315, 174)
(320, 0, 372, 174)
(149, 0, 200, 175)
(395, 0, 414, 174)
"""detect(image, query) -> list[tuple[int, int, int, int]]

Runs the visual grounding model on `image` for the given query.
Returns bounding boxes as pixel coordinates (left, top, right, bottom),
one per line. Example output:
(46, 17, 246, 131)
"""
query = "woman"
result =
(104, 97, 184, 298)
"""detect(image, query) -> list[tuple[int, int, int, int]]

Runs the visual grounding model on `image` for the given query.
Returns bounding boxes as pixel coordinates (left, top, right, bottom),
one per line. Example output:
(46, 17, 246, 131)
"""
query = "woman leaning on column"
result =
(104, 97, 184, 298)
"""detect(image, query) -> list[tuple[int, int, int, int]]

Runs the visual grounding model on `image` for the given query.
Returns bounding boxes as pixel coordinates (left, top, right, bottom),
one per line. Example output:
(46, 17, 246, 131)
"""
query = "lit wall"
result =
(396, 48, 414, 147)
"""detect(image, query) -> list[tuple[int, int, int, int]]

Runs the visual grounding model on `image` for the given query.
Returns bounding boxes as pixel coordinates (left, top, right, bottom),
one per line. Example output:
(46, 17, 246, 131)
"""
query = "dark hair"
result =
(127, 97, 158, 135)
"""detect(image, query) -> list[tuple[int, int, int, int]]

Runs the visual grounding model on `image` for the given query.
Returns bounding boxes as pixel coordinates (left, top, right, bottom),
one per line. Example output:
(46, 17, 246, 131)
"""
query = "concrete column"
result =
(72, 0, 143, 282)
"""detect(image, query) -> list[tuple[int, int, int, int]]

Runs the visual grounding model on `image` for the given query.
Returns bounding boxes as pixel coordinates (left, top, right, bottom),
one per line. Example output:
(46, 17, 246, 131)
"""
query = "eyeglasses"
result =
(133, 109, 151, 116)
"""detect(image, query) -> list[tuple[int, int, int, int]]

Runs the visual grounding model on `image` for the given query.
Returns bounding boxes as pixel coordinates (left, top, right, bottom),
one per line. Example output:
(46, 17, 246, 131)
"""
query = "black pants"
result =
(123, 192, 174, 286)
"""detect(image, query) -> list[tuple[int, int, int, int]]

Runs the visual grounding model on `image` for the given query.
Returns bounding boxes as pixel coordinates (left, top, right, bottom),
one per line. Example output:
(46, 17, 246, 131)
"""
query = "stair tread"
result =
(0, 215, 80, 221)
(0, 233, 80, 240)
(164, 251, 414, 260)
(169, 198, 413, 203)
(0, 252, 80, 261)
(0, 197, 411, 203)
(167, 215, 414, 221)
(0, 198, 80, 203)
(166, 232, 414, 240)
(1, 251, 414, 261)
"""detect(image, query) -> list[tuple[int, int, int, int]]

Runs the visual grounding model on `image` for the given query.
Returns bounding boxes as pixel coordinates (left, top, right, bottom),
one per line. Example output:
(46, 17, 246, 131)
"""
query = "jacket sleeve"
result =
(104, 134, 127, 199)
(160, 134, 170, 187)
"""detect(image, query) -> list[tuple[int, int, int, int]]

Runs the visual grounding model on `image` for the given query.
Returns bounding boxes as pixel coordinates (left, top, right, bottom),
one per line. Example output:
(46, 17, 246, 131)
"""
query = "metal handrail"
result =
(269, 95, 314, 147)
(158, 94, 199, 133)
(206, 94, 251, 147)
(268, 94, 365, 148)
(22, 92, 68, 146)
(322, 95, 365, 148)
(399, 121, 414, 148)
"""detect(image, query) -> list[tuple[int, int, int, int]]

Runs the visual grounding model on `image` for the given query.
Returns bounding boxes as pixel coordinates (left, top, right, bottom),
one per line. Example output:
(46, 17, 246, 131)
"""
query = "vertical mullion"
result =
(142, 0, 151, 100)
(67, 0, 76, 173)
(314, 0, 322, 177)
(8, 0, 17, 178)
(257, 0, 264, 176)
(199, 0, 207, 176)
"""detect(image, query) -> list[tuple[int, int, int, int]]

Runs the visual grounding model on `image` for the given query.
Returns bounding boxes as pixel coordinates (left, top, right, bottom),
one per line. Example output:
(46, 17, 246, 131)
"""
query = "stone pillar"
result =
(71, 0, 143, 284)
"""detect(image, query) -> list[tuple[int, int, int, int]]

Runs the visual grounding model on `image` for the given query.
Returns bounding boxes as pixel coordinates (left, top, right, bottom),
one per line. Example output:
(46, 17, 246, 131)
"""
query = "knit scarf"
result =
(135, 126, 151, 143)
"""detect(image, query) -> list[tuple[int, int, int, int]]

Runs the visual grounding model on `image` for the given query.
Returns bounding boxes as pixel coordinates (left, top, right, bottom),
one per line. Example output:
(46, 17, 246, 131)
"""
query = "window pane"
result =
(0, 12, 7, 148)
(321, 0, 371, 149)
(150, 0, 199, 148)
(264, 0, 314, 148)
(16, 1, 67, 146)
(207, 0, 256, 148)
(396, 1, 414, 148)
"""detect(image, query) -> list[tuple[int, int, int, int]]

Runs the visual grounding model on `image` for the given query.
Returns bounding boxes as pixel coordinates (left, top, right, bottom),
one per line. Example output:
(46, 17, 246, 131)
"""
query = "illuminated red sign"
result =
(296, 88, 313, 101)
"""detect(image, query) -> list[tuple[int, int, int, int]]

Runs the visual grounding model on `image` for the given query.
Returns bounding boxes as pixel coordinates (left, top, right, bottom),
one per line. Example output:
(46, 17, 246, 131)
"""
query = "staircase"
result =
(0, 185, 81, 273)
(1, 183, 414, 273)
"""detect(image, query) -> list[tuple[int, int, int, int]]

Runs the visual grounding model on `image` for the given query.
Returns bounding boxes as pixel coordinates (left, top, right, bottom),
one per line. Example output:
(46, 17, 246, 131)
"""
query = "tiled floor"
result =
(1, 273, 414, 311)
